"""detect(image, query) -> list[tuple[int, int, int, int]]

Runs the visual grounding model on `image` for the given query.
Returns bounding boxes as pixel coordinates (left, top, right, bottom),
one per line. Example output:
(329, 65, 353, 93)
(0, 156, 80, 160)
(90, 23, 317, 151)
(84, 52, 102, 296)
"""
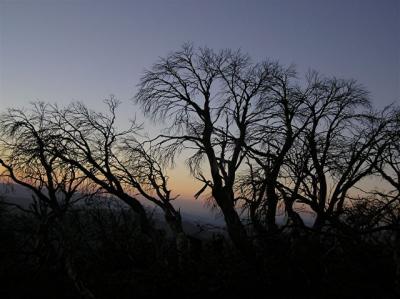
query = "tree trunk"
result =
(164, 211, 189, 259)
(285, 199, 305, 227)
(213, 188, 255, 260)
(266, 186, 279, 232)
(119, 193, 153, 236)
(313, 212, 325, 230)
(249, 203, 267, 236)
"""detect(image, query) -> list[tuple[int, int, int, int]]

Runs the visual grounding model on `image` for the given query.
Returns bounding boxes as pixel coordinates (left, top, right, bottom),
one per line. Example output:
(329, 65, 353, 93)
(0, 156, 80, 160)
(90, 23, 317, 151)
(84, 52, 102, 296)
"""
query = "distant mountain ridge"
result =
(0, 182, 226, 236)
(0, 182, 315, 230)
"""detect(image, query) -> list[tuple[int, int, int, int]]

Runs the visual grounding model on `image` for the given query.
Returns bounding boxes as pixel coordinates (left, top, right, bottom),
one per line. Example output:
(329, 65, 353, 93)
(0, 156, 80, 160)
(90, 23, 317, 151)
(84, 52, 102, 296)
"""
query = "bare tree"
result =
(115, 140, 184, 235)
(0, 103, 95, 299)
(237, 64, 309, 232)
(48, 98, 187, 248)
(285, 73, 390, 229)
(135, 44, 296, 256)
(236, 70, 393, 237)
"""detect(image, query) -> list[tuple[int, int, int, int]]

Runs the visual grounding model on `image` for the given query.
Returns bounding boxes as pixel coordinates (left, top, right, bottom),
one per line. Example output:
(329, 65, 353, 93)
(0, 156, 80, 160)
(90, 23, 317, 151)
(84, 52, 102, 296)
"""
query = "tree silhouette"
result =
(237, 64, 308, 232)
(135, 44, 279, 256)
(48, 98, 189, 253)
(0, 103, 95, 299)
(282, 73, 391, 230)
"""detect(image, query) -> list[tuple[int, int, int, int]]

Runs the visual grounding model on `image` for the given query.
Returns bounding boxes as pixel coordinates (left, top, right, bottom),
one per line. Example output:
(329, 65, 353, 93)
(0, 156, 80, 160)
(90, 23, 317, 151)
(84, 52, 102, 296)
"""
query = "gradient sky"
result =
(1, 0, 399, 201)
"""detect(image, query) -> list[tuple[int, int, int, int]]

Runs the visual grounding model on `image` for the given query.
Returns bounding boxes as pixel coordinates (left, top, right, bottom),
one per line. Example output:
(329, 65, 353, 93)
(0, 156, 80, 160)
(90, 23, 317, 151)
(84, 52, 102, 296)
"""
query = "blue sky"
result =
(1, 0, 399, 109)
(0, 0, 399, 198)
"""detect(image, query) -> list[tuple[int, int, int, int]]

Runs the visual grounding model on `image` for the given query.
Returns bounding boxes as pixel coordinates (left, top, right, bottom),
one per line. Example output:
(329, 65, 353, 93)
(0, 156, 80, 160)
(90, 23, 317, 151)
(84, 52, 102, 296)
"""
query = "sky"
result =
(0, 0, 399, 204)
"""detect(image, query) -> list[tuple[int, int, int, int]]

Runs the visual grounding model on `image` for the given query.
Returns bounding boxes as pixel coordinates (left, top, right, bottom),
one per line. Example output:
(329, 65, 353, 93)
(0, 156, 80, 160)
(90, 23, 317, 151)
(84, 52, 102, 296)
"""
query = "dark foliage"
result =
(0, 200, 398, 299)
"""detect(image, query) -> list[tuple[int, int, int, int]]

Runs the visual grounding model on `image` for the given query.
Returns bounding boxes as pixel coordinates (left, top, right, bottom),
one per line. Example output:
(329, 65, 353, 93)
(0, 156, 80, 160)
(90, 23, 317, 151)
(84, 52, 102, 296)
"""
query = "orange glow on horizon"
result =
(167, 165, 203, 199)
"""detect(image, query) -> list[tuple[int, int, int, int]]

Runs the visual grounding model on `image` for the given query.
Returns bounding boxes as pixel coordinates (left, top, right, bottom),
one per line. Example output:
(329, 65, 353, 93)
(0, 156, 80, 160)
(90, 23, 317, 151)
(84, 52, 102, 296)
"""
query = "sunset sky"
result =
(1, 0, 399, 201)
